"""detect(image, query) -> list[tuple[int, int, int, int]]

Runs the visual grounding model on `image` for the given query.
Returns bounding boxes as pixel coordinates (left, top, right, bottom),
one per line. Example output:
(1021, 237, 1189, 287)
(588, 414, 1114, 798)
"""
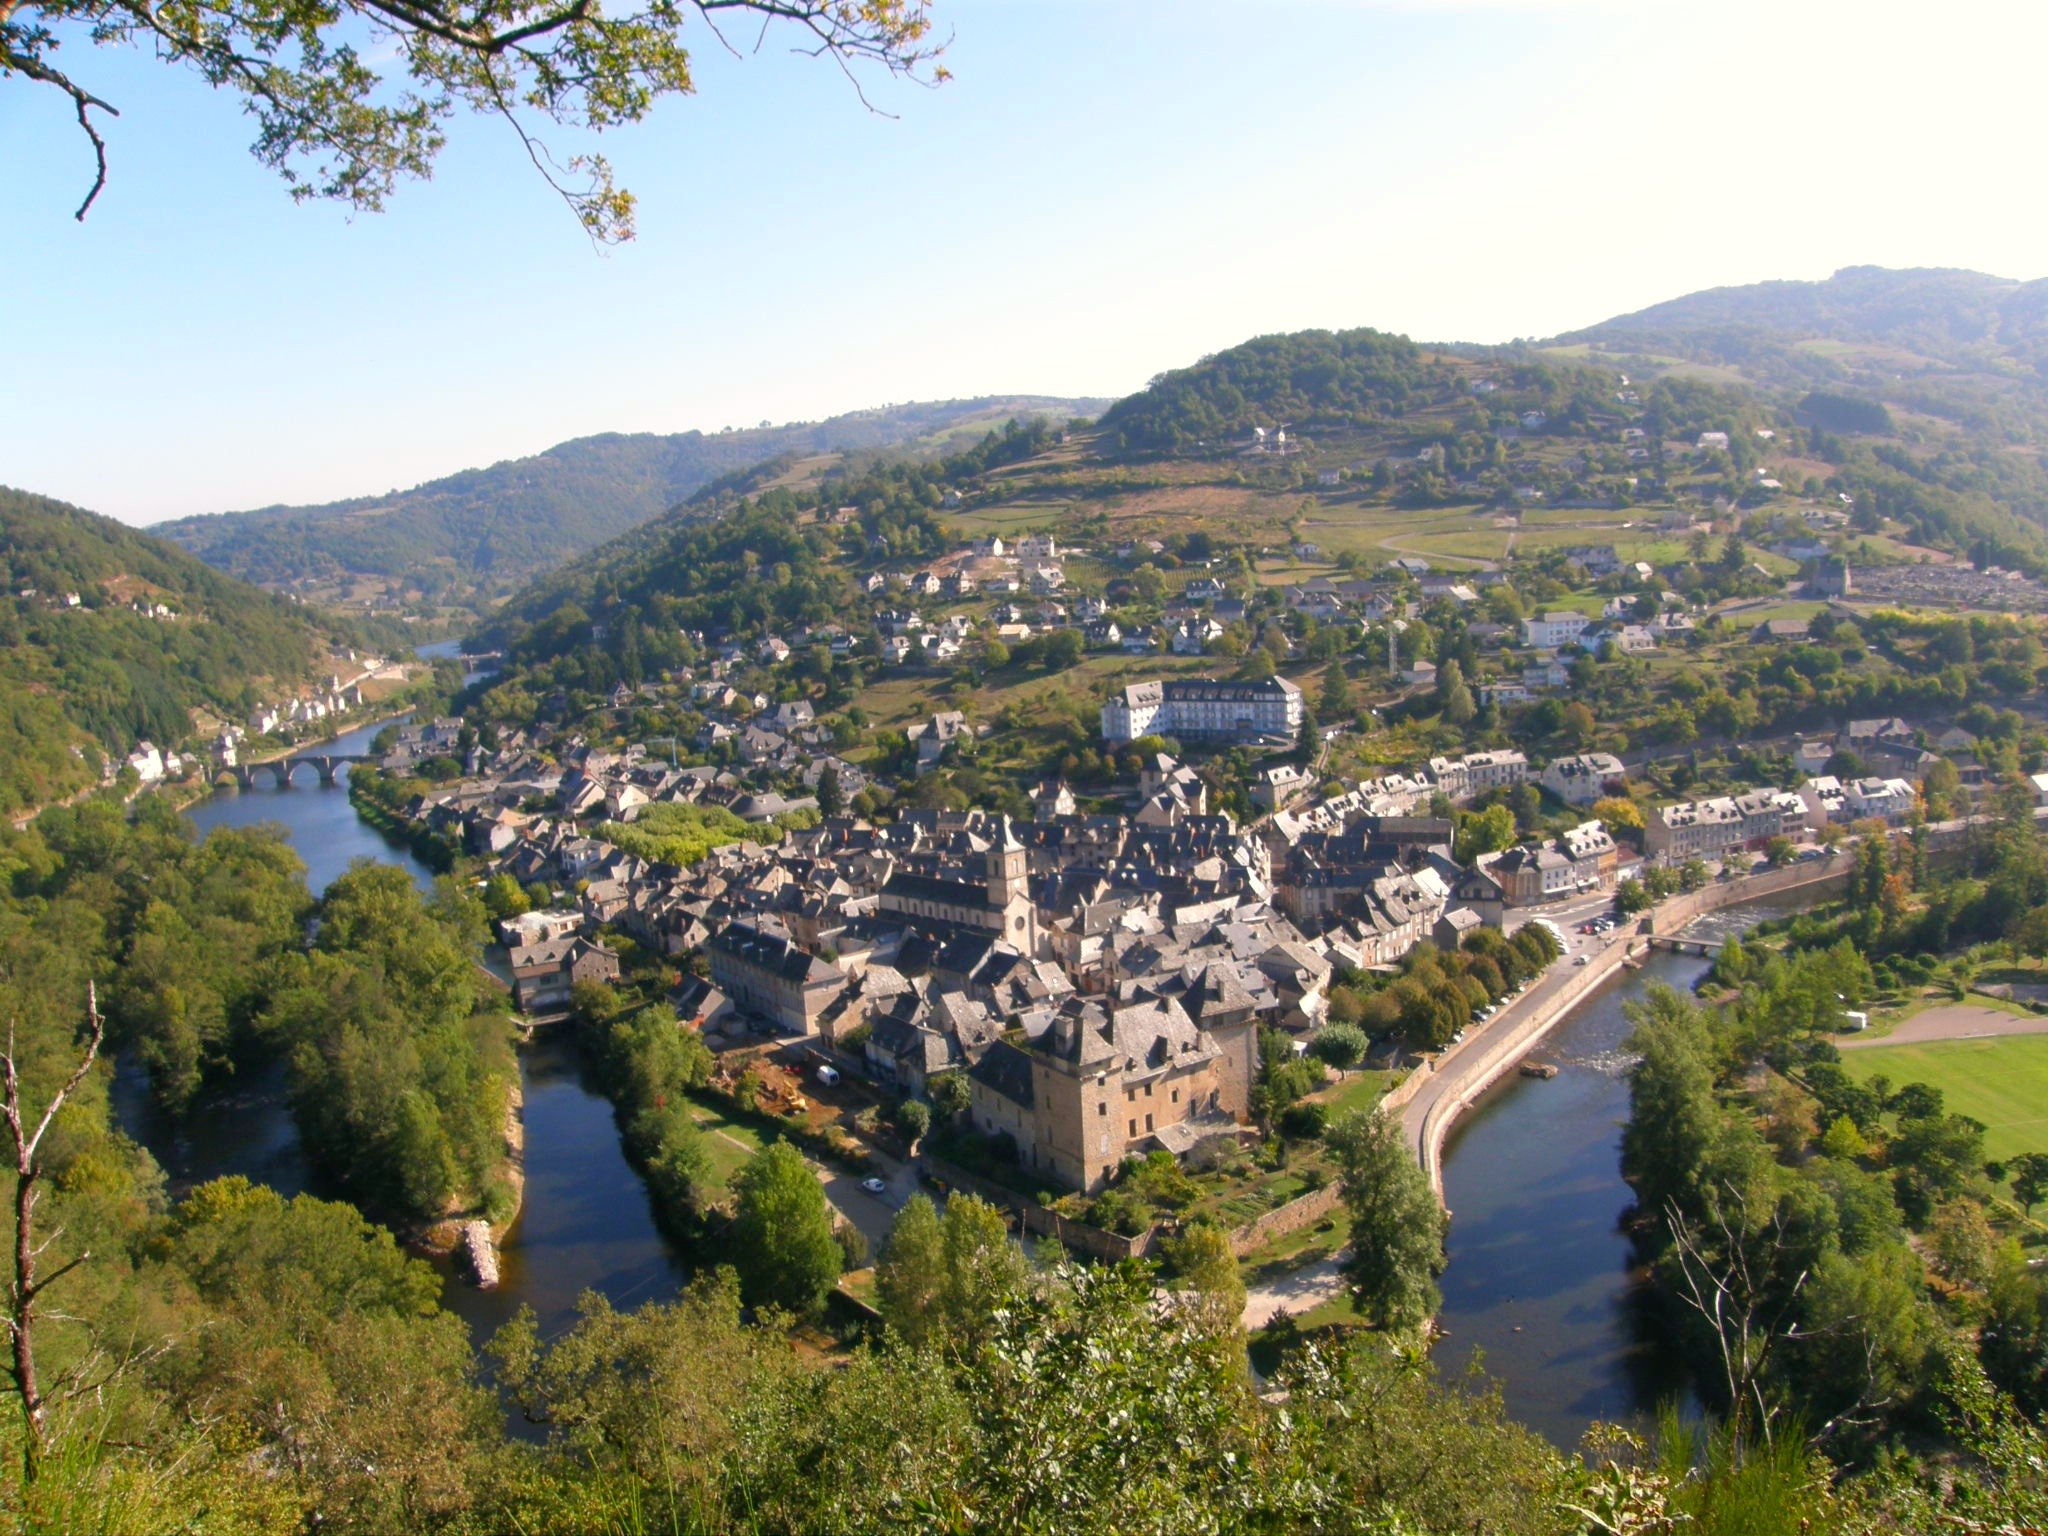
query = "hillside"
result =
(0, 486, 367, 815)
(157, 396, 1108, 618)
(485, 280, 2048, 678)
(1559, 265, 2048, 381)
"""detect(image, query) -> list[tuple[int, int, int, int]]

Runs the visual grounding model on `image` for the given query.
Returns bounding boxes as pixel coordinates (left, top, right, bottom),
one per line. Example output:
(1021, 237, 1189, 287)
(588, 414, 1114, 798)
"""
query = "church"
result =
(878, 816, 1040, 957)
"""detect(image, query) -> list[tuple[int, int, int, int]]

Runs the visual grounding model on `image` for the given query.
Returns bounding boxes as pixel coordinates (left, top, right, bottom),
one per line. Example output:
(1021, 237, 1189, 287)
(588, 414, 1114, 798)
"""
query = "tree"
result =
(1319, 660, 1352, 719)
(10, 0, 944, 239)
(1613, 876, 1652, 915)
(1328, 1108, 1445, 1330)
(481, 872, 531, 921)
(1452, 804, 1516, 864)
(2007, 1152, 2048, 1216)
(876, 1192, 1025, 1352)
(729, 1142, 841, 1315)
(1311, 1021, 1367, 1071)
(1561, 700, 1596, 746)
(1161, 1221, 1245, 1338)
(0, 986, 105, 1477)
(875, 1193, 945, 1347)
(893, 1097, 931, 1146)
(1593, 795, 1644, 832)
(815, 763, 844, 817)
(926, 1069, 971, 1123)
(981, 638, 1010, 672)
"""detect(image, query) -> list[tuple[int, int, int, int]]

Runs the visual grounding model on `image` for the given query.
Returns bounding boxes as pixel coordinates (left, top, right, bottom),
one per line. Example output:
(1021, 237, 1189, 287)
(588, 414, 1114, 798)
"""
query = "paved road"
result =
(1394, 930, 1618, 1165)
(1838, 1005, 2048, 1050)
(814, 1150, 921, 1256)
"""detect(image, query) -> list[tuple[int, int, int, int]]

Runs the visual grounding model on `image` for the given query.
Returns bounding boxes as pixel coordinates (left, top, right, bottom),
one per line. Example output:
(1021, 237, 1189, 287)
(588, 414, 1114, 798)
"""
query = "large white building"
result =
(1522, 610, 1591, 650)
(1798, 775, 1917, 829)
(1102, 677, 1304, 747)
(1646, 789, 1806, 864)
(1426, 750, 1529, 804)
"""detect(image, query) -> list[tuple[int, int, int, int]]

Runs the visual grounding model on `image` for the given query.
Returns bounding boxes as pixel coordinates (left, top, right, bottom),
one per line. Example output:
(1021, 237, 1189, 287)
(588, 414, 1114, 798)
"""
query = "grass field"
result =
(1842, 1035, 2048, 1163)
(687, 1095, 768, 1190)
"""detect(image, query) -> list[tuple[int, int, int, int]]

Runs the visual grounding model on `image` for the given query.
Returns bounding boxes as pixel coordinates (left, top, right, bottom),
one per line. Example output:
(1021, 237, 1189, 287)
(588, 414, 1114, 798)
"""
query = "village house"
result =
(1539, 752, 1626, 807)
(707, 918, 847, 1035)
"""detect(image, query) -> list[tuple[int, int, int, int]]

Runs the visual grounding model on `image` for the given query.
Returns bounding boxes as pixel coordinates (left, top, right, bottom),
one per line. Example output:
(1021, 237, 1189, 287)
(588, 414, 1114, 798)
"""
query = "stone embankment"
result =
(1402, 852, 1857, 1201)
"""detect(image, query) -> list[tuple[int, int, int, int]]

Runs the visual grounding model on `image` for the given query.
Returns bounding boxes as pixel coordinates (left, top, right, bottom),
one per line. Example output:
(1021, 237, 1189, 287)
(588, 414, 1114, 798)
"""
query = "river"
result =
(125, 698, 1810, 1439)
(1434, 894, 1810, 1447)
(111, 677, 685, 1358)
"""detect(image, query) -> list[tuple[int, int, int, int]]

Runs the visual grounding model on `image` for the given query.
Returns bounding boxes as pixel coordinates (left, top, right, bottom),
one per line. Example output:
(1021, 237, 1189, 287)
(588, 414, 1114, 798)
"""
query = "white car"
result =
(859, 1176, 887, 1195)
(1574, 954, 1592, 966)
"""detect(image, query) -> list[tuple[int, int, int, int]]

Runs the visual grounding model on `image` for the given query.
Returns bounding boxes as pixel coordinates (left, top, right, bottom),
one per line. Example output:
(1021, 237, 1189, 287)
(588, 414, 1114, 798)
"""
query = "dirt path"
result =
(1838, 1004, 2048, 1050)
(1242, 1253, 1349, 1330)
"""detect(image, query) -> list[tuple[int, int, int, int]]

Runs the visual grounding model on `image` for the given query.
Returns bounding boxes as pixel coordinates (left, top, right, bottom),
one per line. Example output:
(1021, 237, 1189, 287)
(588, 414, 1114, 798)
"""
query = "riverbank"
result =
(416, 1072, 528, 1279)
(1400, 852, 1857, 1201)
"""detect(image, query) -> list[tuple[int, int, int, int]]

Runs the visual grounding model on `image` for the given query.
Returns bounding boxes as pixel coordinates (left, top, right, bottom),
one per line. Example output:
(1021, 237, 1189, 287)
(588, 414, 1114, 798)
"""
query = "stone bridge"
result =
(219, 754, 375, 790)
(1644, 933, 1725, 957)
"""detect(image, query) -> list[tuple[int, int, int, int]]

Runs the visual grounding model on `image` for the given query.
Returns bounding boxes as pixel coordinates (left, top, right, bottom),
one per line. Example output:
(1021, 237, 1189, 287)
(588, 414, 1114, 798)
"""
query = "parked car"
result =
(859, 1176, 887, 1195)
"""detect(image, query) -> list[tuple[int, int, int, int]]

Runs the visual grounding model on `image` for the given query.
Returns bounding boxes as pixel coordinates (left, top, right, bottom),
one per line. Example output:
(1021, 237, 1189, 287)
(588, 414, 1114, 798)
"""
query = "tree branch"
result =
(1, 43, 120, 219)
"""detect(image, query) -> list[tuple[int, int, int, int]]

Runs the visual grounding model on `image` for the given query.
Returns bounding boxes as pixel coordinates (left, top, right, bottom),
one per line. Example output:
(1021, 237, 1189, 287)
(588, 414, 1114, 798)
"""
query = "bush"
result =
(1278, 1101, 1330, 1141)
(482, 1179, 518, 1225)
(836, 1222, 869, 1270)
(1310, 1022, 1367, 1071)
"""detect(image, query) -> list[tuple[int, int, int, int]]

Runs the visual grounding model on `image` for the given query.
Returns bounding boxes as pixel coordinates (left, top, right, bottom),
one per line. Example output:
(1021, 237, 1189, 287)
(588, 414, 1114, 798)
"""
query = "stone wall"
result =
(1413, 853, 1857, 1199)
(920, 1154, 1156, 1262)
(1226, 1180, 1344, 1257)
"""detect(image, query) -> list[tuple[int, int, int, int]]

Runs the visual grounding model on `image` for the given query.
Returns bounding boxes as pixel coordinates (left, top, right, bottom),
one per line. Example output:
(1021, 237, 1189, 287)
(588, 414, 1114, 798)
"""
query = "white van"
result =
(814, 1064, 841, 1086)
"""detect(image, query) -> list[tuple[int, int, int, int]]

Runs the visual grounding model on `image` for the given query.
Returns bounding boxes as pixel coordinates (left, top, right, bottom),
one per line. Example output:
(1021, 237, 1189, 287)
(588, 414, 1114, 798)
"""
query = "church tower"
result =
(986, 815, 1028, 907)
(986, 815, 1037, 954)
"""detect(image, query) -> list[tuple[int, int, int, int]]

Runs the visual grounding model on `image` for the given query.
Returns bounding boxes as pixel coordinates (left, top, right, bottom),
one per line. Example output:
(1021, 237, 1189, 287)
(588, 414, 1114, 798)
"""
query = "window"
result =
(1171, 1088, 1180, 1104)
(1144, 1114, 1154, 1132)
(1128, 1120, 1137, 1138)
(1097, 1102, 1106, 1117)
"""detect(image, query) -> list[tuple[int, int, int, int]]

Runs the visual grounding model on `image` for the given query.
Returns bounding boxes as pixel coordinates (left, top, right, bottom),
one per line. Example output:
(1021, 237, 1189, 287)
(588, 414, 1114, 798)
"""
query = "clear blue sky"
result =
(5, 0, 2044, 524)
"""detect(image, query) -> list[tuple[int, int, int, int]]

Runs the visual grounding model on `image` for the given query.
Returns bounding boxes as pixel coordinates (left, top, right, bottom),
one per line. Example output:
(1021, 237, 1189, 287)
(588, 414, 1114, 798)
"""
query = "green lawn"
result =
(1312, 1069, 1398, 1120)
(687, 1095, 768, 1190)
(1842, 1036, 2048, 1164)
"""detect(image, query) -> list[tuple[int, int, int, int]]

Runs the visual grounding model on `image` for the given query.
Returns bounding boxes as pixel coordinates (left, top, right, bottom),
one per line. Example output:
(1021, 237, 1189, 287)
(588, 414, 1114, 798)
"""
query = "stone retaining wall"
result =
(1226, 1181, 1344, 1257)
(1413, 853, 1857, 1199)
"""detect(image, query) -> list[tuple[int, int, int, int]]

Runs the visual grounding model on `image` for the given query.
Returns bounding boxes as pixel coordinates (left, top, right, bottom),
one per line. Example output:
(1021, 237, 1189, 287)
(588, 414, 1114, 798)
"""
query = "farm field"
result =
(1842, 1034, 2048, 1164)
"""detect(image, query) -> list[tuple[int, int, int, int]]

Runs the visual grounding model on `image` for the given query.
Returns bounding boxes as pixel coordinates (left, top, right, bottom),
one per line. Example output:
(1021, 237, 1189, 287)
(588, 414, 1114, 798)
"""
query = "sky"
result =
(5, 0, 2046, 524)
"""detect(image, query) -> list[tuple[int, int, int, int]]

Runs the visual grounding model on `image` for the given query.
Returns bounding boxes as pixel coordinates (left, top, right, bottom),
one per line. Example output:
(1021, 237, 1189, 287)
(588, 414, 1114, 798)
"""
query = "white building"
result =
(1522, 611, 1591, 650)
(1540, 752, 1626, 807)
(1101, 676, 1305, 747)
(1426, 750, 1529, 804)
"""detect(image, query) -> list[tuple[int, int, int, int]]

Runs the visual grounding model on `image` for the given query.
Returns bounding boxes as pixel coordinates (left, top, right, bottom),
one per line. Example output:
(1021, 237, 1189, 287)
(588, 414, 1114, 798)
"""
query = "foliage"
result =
(1329, 1107, 1446, 1330)
(0, 487, 363, 813)
(158, 400, 1099, 611)
(12, 0, 942, 242)
(728, 1142, 842, 1315)
(266, 862, 515, 1223)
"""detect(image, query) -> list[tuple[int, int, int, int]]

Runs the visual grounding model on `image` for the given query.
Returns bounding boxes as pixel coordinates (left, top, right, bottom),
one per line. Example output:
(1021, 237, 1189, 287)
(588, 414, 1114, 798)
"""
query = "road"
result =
(1395, 922, 1623, 1167)
(1837, 1004, 2048, 1050)
(816, 1152, 922, 1256)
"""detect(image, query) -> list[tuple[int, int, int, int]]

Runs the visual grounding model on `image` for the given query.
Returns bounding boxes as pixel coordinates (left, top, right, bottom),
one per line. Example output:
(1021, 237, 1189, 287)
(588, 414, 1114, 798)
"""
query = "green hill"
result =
(157, 396, 1108, 617)
(1559, 265, 2048, 381)
(0, 486, 364, 815)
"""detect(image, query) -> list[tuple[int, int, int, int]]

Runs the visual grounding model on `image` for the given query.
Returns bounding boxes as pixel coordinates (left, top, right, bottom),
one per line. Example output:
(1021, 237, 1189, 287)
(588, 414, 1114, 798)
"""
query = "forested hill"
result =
(1097, 328, 1450, 452)
(1559, 265, 2048, 381)
(0, 486, 357, 814)
(157, 395, 1108, 616)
